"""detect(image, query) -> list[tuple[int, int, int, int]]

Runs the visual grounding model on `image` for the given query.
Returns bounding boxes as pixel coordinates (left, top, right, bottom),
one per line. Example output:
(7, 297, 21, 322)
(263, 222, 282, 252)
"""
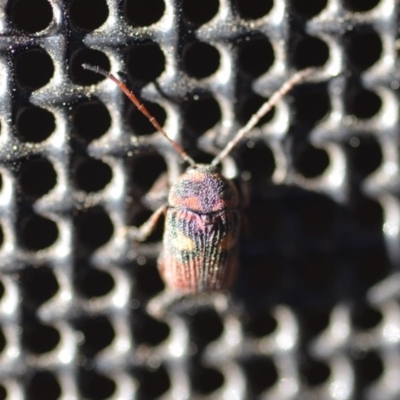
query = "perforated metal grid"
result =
(0, 0, 398, 398)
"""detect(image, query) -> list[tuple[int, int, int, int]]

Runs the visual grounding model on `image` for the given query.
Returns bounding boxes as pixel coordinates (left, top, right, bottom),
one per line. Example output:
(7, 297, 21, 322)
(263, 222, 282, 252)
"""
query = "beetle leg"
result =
(147, 290, 233, 318)
(147, 290, 183, 318)
(142, 173, 169, 210)
(126, 205, 167, 242)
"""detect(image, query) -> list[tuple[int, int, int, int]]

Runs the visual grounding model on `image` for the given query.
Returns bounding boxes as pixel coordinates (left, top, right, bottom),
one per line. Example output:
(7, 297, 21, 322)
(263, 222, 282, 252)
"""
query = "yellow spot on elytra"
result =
(172, 231, 196, 251)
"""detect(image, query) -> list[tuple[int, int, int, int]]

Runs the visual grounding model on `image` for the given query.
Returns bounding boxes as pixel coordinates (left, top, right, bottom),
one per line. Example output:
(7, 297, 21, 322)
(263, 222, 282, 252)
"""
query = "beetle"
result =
(82, 63, 313, 295)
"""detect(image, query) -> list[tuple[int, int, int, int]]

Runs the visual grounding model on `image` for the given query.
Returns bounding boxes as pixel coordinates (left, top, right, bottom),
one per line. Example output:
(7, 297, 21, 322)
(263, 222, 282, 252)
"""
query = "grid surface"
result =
(0, 0, 399, 399)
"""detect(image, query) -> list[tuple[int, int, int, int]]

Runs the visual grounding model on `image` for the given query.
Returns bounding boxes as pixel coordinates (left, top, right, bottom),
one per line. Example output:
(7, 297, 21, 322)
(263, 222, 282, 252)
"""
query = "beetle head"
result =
(169, 164, 239, 213)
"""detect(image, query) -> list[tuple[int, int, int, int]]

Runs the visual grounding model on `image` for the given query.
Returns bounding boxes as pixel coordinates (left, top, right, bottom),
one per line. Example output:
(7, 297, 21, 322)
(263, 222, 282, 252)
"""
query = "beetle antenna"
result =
(211, 68, 315, 167)
(82, 64, 196, 166)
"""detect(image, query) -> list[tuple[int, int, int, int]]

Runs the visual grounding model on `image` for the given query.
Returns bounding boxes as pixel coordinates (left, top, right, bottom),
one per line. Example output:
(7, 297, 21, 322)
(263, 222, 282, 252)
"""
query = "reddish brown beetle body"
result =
(161, 165, 241, 292)
(82, 63, 314, 296)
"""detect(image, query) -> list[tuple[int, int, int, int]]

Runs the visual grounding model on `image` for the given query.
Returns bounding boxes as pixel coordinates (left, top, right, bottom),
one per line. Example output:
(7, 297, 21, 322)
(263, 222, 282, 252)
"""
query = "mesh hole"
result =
(72, 100, 111, 141)
(137, 365, 170, 398)
(134, 260, 165, 297)
(244, 358, 277, 395)
(76, 264, 115, 298)
(70, 48, 111, 85)
(20, 266, 59, 307)
(76, 207, 114, 250)
(131, 153, 167, 192)
(80, 371, 116, 400)
(293, 83, 330, 126)
(300, 197, 335, 236)
(235, 0, 273, 20)
(8, 0, 53, 33)
(183, 42, 220, 79)
(290, 0, 328, 18)
(190, 309, 224, 347)
(0, 384, 5, 399)
(353, 197, 383, 231)
(301, 309, 331, 340)
(27, 371, 61, 400)
(246, 311, 278, 337)
(181, 0, 219, 25)
(238, 94, 274, 127)
(0, 327, 6, 354)
(244, 256, 283, 291)
(127, 43, 165, 84)
(70, 0, 109, 32)
(74, 157, 112, 193)
(0, 225, 5, 250)
(192, 366, 224, 394)
(294, 144, 329, 178)
(292, 35, 329, 69)
(302, 358, 331, 385)
(299, 254, 336, 288)
(352, 304, 382, 330)
(132, 312, 170, 346)
(16, 106, 55, 143)
(184, 93, 221, 135)
(77, 317, 115, 356)
(354, 351, 383, 385)
(15, 49, 54, 91)
(238, 36, 274, 78)
(240, 141, 275, 184)
(344, 0, 380, 12)
(23, 323, 60, 354)
(19, 158, 57, 198)
(128, 101, 167, 136)
(347, 135, 382, 178)
(125, 0, 165, 27)
(355, 248, 389, 286)
(246, 199, 281, 240)
(346, 29, 382, 71)
(191, 149, 214, 165)
(20, 215, 58, 250)
(346, 85, 382, 119)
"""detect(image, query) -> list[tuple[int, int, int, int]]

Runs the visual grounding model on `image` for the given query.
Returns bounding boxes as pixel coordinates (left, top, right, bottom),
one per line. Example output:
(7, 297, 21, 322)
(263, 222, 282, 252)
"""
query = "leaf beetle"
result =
(82, 64, 313, 303)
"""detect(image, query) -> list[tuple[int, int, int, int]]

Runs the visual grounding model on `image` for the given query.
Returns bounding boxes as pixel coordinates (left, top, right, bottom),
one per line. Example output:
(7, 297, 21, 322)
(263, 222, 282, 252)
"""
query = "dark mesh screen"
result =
(0, 0, 399, 398)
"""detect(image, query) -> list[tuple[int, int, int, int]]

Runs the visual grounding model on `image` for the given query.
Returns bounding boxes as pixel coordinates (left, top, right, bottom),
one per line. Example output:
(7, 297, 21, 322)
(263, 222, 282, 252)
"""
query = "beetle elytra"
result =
(82, 63, 313, 294)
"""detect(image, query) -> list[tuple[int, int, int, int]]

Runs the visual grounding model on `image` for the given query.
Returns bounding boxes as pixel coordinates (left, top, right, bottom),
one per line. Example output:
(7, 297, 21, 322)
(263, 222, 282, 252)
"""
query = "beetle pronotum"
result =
(83, 63, 313, 295)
